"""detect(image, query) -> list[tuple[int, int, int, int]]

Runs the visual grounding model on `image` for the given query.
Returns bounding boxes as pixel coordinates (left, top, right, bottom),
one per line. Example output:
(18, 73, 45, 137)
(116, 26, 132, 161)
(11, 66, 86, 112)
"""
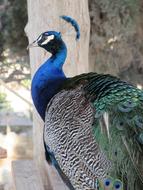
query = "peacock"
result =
(29, 16, 143, 190)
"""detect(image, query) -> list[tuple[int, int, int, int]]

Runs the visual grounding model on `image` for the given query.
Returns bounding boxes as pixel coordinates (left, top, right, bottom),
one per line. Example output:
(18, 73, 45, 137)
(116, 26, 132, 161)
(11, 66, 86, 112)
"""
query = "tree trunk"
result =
(25, 0, 90, 188)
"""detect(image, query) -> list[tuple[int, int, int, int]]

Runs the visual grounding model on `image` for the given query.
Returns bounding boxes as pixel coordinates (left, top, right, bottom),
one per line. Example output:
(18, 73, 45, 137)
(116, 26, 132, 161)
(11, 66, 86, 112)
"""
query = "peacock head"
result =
(27, 15, 80, 55)
(28, 31, 63, 54)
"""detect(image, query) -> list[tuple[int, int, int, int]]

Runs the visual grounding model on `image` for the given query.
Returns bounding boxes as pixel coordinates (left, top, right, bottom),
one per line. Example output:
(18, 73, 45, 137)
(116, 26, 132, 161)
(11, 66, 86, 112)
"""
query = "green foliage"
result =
(0, 0, 30, 84)
(21, 79, 31, 90)
(0, 92, 11, 110)
(1, 0, 28, 55)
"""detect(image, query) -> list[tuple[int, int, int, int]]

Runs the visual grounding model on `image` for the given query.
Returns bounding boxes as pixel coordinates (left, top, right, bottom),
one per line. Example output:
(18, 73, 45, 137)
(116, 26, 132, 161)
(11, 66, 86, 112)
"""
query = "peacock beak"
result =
(27, 40, 38, 50)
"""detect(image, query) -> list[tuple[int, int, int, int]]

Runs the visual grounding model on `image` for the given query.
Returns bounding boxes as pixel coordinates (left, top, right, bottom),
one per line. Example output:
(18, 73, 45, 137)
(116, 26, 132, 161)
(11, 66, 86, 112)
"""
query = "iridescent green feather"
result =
(84, 73, 143, 189)
(64, 73, 143, 189)
(98, 177, 123, 190)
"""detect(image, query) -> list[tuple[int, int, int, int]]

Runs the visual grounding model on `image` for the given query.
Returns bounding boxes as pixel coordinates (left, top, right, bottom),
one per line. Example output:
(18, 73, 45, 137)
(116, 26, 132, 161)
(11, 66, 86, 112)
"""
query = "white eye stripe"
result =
(41, 35, 55, 45)
(37, 34, 43, 42)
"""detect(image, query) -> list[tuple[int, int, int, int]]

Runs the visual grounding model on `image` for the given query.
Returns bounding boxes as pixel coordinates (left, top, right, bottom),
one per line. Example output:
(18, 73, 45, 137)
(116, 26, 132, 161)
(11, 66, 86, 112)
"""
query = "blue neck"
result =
(31, 42, 67, 120)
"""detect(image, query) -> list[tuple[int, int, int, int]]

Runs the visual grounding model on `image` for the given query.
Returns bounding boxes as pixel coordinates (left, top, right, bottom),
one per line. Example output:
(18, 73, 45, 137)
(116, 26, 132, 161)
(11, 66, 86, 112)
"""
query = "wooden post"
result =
(12, 160, 45, 190)
(0, 146, 7, 159)
(25, 0, 90, 188)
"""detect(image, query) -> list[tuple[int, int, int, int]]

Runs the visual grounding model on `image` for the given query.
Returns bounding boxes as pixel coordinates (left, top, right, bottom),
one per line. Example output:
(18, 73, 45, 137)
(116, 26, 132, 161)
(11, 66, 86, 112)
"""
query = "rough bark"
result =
(88, 0, 143, 86)
(25, 0, 90, 188)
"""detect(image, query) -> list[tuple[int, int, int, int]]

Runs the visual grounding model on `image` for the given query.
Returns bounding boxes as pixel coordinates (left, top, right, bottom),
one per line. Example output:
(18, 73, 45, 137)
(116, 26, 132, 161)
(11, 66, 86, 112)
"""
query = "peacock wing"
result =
(44, 84, 112, 190)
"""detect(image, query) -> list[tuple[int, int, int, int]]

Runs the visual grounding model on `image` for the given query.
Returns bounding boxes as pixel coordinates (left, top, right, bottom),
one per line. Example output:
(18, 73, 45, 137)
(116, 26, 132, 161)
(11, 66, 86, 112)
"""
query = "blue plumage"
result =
(31, 31, 67, 120)
(60, 15, 80, 40)
(31, 16, 80, 120)
(31, 51, 67, 120)
(30, 16, 143, 190)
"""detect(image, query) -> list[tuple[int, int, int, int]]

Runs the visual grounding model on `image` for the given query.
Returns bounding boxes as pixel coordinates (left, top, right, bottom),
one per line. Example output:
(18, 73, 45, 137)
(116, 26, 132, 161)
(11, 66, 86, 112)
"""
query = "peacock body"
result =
(30, 16, 143, 190)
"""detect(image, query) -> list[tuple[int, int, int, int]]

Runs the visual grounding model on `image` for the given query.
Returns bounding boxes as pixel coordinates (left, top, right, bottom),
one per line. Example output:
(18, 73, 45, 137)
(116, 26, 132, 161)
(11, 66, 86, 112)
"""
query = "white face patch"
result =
(41, 35, 55, 45)
(37, 34, 43, 42)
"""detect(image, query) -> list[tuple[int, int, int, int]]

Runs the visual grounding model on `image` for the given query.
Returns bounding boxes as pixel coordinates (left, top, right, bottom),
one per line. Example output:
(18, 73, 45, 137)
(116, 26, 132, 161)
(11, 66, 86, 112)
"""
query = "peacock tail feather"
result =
(61, 72, 143, 189)
(84, 73, 143, 189)
(98, 177, 123, 190)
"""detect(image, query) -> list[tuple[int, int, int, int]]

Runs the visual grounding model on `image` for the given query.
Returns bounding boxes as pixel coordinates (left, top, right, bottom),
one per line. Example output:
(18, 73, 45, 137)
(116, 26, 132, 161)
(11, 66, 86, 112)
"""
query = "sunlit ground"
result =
(0, 84, 33, 189)
(0, 84, 32, 116)
(0, 126, 33, 189)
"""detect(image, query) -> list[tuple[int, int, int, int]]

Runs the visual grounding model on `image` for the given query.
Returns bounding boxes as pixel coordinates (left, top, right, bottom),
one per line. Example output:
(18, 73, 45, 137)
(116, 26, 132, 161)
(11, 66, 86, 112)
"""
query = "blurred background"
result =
(0, 0, 143, 189)
(0, 0, 32, 189)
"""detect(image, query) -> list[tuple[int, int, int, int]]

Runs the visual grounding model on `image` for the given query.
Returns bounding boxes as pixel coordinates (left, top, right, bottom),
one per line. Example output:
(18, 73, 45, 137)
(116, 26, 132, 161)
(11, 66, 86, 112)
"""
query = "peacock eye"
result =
(113, 180, 123, 190)
(104, 178, 111, 186)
